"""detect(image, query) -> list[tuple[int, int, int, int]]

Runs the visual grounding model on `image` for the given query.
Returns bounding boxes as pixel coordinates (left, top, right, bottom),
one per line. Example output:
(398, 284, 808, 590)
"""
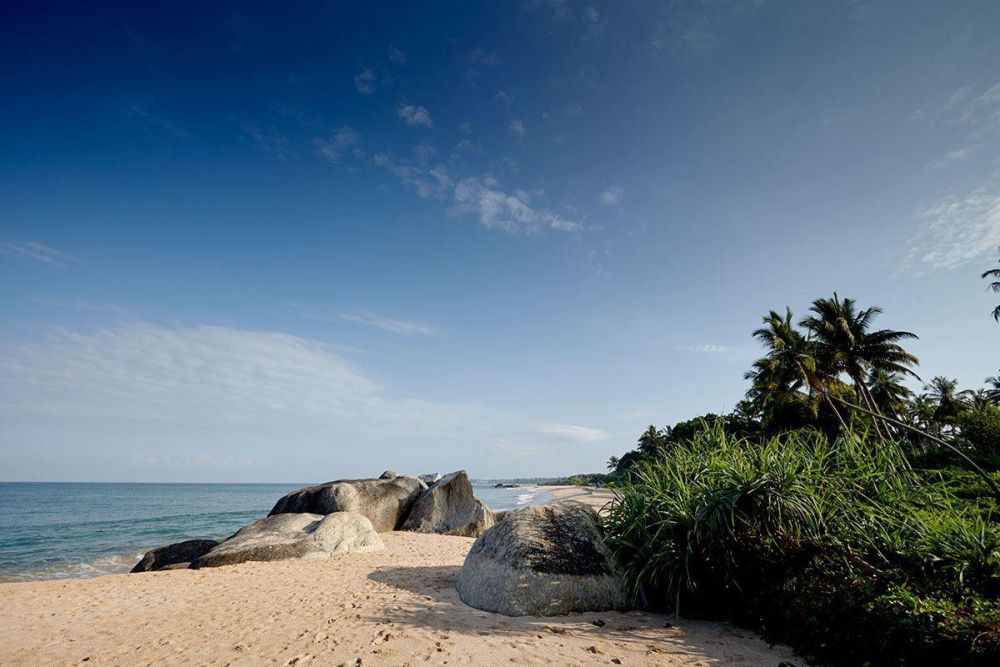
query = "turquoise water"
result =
(0, 482, 549, 581)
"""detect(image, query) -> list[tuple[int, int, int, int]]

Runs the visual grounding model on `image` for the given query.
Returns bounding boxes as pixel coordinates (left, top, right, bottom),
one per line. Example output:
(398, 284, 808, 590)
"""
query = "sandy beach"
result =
(545, 486, 617, 513)
(0, 531, 799, 666)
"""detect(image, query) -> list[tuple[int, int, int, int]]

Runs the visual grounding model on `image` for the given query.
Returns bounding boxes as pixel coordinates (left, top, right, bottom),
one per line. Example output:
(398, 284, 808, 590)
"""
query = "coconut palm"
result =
(983, 247, 1000, 322)
(910, 394, 937, 432)
(924, 376, 971, 435)
(800, 295, 919, 435)
(967, 390, 995, 412)
(749, 308, 848, 430)
(985, 370, 1000, 405)
(867, 368, 914, 422)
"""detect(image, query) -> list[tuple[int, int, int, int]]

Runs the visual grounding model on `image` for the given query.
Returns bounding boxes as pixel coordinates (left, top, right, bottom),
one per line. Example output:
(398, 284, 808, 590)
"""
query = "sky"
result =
(1, 0, 999, 482)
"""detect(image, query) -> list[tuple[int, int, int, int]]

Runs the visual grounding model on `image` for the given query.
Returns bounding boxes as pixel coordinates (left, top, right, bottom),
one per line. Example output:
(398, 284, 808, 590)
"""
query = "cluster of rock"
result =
(131, 469, 494, 573)
(131, 472, 628, 619)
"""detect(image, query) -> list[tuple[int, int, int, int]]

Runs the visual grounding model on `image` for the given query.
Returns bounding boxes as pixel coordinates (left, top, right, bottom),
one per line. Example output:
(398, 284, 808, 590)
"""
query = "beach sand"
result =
(0, 532, 799, 666)
(545, 486, 617, 513)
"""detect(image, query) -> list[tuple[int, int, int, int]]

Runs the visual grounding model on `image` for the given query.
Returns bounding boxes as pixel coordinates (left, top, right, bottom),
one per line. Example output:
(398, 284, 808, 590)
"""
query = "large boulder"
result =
(456, 501, 628, 616)
(192, 512, 383, 569)
(130, 539, 219, 573)
(402, 470, 495, 538)
(418, 473, 442, 484)
(269, 477, 426, 532)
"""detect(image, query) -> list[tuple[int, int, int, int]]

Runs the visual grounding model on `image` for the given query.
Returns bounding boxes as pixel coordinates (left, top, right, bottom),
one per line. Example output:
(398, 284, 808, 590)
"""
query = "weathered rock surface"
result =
(379, 470, 399, 479)
(130, 539, 219, 573)
(456, 501, 628, 616)
(192, 512, 383, 568)
(418, 473, 442, 484)
(269, 477, 426, 532)
(402, 470, 495, 538)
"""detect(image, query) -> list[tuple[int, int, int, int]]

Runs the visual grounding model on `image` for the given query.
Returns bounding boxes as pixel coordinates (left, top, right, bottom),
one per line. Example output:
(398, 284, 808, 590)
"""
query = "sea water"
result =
(0, 481, 550, 582)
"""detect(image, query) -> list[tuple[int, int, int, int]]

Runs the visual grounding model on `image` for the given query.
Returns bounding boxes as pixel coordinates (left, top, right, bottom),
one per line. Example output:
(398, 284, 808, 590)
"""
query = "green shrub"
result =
(963, 405, 1000, 458)
(603, 424, 1000, 665)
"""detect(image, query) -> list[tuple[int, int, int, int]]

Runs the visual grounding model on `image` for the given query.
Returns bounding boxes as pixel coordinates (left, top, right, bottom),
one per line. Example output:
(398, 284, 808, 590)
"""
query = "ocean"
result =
(0, 481, 551, 582)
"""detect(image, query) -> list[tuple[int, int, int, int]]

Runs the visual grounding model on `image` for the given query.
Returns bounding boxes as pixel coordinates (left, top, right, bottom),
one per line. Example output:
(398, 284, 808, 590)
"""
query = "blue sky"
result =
(2, 0, 999, 482)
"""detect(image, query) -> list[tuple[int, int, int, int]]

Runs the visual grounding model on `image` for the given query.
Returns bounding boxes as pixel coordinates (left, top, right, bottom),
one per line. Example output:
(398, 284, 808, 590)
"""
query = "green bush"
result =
(962, 405, 1000, 458)
(603, 424, 1000, 665)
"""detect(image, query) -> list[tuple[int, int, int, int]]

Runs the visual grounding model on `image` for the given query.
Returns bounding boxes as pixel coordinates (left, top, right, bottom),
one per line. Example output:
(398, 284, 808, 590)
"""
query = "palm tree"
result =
(606, 455, 620, 472)
(910, 394, 937, 432)
(985, 370, 1000, 405)
(967, 390, 994, 412)
(867, 368, 914, 422)
(801, 294, 919, 436)
(924, 376, 971, 435)
(749, 308, 848, 430)
(983, 247, 1000, 322)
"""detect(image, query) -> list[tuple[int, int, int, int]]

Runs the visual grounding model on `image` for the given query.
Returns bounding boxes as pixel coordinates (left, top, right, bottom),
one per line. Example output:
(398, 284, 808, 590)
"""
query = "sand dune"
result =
(0, 532, 799, 666)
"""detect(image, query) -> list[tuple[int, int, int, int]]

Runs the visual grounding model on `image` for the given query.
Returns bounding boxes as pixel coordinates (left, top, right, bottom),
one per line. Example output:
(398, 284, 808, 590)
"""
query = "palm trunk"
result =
(827, 393, 1000, 503)
(853, 376, 886, 439)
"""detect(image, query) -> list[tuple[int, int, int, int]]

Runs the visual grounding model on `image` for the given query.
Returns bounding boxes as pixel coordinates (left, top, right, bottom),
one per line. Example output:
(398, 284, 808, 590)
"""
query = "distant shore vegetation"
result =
(598, 294, 1000, 666)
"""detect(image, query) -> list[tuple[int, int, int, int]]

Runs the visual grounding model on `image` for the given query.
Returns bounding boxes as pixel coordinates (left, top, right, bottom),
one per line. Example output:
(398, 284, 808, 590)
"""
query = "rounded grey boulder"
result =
(269, 477, 426, 532)
(130, 539, 219, 573)
(192, 512, 383, 568)
(456, 501, 628, 616)
(402, 470, 495, 538)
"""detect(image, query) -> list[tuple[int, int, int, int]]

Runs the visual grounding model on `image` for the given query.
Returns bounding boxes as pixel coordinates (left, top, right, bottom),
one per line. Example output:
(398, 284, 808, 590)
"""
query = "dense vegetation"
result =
(600, 293, 1000, 665)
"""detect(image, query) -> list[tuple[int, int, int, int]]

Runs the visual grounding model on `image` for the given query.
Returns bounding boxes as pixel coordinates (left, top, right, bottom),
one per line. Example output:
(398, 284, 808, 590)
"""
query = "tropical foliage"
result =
(604, 425, 1000, 665)
(984, 247, 1000, 322)
(599, 294, 999, 664)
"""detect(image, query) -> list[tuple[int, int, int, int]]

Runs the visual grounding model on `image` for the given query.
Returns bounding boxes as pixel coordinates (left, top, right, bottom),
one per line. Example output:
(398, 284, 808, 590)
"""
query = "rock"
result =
(379, 470, 399, 479)
(192, 512, 383, 568)
(130, 539, 219, 573)
(269, 477, 426, 532)
(456, 501, 628, 616)
(493, 483, 518, 488)
(402, 470, 495, 538)
(418, 473, 442, 484)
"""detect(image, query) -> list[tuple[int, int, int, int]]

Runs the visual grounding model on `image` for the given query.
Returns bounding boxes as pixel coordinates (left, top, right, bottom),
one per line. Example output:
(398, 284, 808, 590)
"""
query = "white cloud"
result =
(398, 104, 433, 128)
(313, 126, 360, 163)
(927, 146, 975, 169)
(674, 343, 750, 362)
(458, 122, 473, 135)
(354, 68, 377, 94)
(388, 47, 407, 65)
(333, 312, 437, 336)
(0, 240, 78, 267)
(535, 422, 608, 443)
(598, 186, 623, 206)
(453, 176, 580, 233)
(0, 323, 611, 479)
(240, 123, 294, 160)
(493, 90, 514, 106)
(905, 186, 1000, 272)
(508, 119, 526, 136)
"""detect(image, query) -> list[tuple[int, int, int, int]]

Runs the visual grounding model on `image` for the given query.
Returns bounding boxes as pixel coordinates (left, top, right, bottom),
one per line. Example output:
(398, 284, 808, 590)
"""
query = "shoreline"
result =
(0, 531, 800, 665)
(544, 484, 617, 512)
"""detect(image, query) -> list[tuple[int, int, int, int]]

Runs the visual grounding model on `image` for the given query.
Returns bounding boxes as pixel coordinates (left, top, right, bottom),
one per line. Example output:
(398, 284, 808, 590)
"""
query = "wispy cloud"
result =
(453, 176, 580, 233)
(598, 186, 623, 206)
(313, 126, 361, 163)
(508, 119, 526, 137)
(675, 343, 750, 362)
(123, 99, 190, 140)
(461, 49, 501, 66)
(33, 299, 134, 317)
(535, 422, 608, 443)
(333, 311, 437, 336)
(904, 185, 1000, 272)
(927, 146, 976, 169)
(493, 89, 514, 106)
(0, 240, 78, 267)
(398, 104, 433, 128)
(240, 123, 294, 160)
(387, 47, 407, 65)
(354, 67, 378, 94)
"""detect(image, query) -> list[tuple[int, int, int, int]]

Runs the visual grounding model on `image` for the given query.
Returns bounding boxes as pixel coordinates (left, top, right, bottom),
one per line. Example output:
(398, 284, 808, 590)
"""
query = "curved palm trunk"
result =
(827, 393, 1000, 503)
